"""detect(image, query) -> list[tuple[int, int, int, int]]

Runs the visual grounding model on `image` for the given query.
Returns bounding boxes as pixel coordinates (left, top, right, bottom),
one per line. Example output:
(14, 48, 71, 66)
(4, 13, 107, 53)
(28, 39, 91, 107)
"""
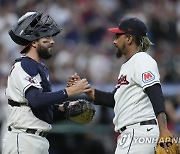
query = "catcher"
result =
(3, 12, 94, 154)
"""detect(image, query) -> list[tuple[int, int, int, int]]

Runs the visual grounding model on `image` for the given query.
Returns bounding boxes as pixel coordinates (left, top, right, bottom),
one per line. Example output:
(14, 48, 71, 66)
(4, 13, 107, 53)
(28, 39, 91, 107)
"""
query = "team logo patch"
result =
(25, 76, 38, 84)
(142, 71, 155, 83)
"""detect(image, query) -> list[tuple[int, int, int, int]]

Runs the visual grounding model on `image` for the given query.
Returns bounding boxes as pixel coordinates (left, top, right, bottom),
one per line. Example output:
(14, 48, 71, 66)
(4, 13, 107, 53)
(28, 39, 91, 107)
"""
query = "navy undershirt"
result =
(25, 86, 68, 108)
(94, 83, 166, 117)
(145, 83, 166, 116)
(18, 56, 68, 123)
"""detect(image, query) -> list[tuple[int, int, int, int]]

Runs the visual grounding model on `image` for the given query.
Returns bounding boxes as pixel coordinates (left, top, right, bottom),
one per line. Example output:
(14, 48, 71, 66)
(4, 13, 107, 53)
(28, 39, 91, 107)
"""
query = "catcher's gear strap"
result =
(145, 83, 166, 117)
(94, 89, 115, 108)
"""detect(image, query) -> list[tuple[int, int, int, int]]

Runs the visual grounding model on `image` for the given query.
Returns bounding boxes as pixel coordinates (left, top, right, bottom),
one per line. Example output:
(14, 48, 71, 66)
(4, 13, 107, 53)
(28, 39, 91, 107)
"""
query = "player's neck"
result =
(25, 49, 40, 63)
(124, 46, 138, 60)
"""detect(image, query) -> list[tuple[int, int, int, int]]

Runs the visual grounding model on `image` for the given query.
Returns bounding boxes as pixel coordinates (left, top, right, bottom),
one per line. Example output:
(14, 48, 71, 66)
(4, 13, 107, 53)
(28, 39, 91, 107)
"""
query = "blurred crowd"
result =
(0, 0, 180, 153)
(0, 0, 180, 85)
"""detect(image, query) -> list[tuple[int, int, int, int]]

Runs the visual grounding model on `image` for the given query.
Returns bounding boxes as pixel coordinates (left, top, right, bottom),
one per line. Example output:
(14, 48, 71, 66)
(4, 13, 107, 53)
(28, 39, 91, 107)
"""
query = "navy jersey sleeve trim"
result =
(25, 86, 68, 108)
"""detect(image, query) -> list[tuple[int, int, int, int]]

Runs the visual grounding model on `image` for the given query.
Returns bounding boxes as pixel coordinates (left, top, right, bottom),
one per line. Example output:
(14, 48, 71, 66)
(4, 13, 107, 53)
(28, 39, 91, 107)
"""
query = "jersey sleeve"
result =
(15, 62, 42, 95)
(6, 62, 42, 102)
(21, 72, 42, 94)
(133, 54, 160, 90)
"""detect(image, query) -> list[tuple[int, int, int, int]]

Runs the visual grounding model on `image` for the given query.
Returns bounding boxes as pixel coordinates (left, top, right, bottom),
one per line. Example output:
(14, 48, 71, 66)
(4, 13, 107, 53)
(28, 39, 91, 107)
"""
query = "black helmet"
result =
(9, 12, 61, 46)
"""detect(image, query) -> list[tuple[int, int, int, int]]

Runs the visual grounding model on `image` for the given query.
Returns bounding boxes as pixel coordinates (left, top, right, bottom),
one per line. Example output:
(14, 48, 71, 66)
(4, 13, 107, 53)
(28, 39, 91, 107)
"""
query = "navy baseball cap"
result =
(108, 17, 147, 36)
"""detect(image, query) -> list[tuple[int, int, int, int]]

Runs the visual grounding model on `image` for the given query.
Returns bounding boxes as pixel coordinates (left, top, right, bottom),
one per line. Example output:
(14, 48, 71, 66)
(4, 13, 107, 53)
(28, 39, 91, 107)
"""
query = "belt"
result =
(8, 100, 28, 107)
(119, 119, 157, 133)
(8, 126, 48, 137)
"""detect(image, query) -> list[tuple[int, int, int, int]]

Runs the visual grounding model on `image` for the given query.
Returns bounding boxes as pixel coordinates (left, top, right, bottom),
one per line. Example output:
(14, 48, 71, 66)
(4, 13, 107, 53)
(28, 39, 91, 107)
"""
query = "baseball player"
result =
(68, 17, 176, 154)
(3, 12, 91, 154)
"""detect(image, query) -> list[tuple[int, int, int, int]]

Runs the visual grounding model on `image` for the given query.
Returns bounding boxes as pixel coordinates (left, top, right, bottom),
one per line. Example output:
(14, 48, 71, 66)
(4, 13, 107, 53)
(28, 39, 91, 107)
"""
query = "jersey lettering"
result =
(115, 75, 129, 90)
(142, 71, 155, 83)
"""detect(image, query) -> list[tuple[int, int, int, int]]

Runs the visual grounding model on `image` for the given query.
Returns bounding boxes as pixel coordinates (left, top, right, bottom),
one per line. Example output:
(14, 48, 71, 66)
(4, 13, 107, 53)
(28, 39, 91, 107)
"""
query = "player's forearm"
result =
(93, 89, 115, 108)
(145, 84, 169, 133)
(157, 112, 168, 134)
(25, 86, 68, 108)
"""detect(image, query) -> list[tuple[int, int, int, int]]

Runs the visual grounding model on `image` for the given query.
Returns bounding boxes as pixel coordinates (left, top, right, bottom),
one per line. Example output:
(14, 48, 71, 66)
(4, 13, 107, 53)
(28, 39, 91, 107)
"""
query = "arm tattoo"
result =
(157, 112, 168, 130)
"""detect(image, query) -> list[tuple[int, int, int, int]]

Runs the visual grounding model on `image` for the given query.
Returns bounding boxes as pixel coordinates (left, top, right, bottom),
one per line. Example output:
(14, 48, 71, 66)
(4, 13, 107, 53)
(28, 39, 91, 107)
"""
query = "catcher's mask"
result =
(9, 12, 61, 53)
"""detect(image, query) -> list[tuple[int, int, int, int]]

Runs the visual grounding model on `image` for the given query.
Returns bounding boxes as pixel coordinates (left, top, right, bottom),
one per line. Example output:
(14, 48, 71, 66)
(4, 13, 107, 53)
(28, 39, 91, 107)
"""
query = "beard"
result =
(115, 43, 125, 58)
(116, 49, 122, 58)
(37, 45, 52, 59)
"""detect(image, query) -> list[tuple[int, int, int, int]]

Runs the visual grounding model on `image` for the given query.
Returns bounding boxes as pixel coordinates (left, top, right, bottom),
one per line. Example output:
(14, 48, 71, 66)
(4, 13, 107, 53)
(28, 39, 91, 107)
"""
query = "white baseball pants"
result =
(3, 130, 49, 154)
(115, 124, 159, 154)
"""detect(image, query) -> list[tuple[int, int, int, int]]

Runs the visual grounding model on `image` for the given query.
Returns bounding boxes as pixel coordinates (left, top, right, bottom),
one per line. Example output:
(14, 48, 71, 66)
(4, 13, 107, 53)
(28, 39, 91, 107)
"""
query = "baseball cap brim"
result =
(108, 28, 125, 34)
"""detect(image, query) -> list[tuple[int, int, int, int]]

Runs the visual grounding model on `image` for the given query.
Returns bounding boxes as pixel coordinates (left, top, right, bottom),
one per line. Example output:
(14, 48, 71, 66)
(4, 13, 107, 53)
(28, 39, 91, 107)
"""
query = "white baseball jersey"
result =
(113, 52, 160, 132)
(6, 60, 52, 131)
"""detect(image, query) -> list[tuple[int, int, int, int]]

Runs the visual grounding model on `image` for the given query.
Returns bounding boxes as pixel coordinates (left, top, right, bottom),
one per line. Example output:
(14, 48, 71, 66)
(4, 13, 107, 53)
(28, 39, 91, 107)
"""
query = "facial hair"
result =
(115, 43, 126, 58)
(37, 45, 52, 59)
(116, 48, 122, 58)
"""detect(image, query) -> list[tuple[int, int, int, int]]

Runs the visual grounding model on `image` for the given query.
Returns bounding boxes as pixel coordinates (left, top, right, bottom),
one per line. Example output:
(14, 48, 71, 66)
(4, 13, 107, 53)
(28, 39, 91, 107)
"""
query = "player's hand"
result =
(66, 78, 91, 96)
(85, 87, 95, 100)
(155, 131, 179, 154)
(67, 73, 95, 99)
(67, 73, 80, 87)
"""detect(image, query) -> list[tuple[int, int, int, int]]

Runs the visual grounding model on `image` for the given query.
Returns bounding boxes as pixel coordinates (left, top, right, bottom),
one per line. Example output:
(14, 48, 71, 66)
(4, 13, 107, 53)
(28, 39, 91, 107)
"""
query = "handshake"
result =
(65, 73, 95, 99)
(59, 73, 96, 124)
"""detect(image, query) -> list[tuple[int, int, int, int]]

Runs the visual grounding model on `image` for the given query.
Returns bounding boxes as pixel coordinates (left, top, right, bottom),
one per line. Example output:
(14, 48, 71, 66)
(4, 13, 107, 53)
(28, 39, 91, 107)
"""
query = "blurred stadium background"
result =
(0, 0, 180, 153)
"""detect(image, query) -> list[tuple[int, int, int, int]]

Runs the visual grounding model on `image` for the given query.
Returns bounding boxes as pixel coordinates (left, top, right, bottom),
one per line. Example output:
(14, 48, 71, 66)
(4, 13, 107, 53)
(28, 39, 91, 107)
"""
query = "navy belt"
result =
(8, 126, 48, 137)
(119, 119, 157, 133)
